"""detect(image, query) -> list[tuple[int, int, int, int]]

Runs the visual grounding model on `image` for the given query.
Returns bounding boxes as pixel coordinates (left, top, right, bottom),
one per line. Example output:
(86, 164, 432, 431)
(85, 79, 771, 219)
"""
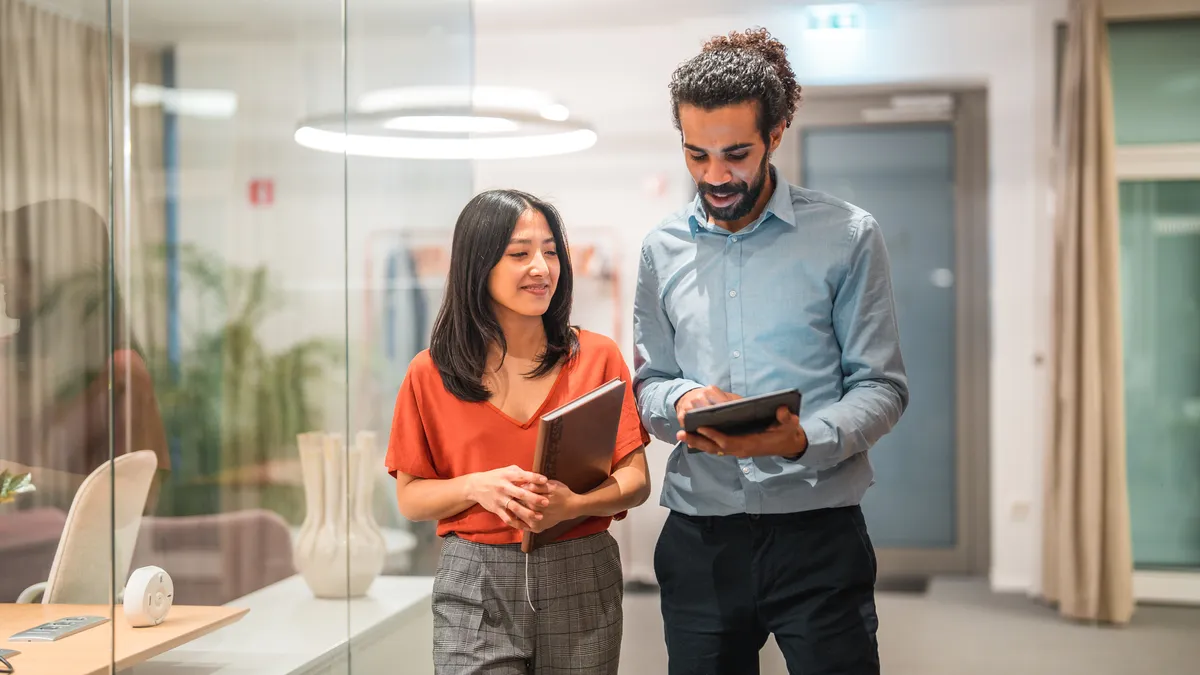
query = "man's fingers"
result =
(681, 432, 723, 455)
(676, 430, 722, 452)
(697, 427, 729, 449)
(776, 406, 799, 427)
(524, 482, 552, 495)
(708, 386, 742, 404)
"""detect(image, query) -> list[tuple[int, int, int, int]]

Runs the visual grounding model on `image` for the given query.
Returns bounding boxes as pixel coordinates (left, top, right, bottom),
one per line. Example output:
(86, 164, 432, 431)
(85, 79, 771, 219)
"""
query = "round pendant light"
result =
(294, 86, 597, 160)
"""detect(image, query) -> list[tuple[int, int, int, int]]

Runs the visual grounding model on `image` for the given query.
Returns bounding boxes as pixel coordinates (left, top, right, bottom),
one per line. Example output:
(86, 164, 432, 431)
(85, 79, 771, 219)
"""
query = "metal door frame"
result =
(775, 88, 991, 577)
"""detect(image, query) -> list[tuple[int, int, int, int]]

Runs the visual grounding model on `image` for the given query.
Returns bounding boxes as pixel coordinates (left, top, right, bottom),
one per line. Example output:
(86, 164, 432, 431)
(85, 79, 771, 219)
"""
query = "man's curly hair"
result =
(669, 28, 802, 139)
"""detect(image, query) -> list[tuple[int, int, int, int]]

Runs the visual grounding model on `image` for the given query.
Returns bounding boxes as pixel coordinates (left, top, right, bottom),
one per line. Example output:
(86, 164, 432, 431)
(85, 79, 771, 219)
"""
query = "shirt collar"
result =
(686, 166, 797, 238)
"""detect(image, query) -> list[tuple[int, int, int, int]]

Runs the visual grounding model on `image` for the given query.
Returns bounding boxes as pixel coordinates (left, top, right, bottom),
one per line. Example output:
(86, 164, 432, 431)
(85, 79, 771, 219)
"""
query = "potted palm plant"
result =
(145, 244, 343, 521)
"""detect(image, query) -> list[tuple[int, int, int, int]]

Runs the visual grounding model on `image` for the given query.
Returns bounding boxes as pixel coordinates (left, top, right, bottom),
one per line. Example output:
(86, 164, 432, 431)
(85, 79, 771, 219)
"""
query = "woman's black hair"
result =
(428, 189, 578, 402)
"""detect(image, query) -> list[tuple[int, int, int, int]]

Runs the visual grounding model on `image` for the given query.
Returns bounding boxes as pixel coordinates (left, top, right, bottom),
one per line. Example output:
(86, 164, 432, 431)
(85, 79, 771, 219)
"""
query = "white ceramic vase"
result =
(293, 431, 386, 598)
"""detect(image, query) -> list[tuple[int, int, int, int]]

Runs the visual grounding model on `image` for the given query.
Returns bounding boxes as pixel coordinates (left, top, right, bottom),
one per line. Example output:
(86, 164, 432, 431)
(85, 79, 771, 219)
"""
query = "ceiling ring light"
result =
(357, 86, 571, 120)
(294, 87, 596, 160)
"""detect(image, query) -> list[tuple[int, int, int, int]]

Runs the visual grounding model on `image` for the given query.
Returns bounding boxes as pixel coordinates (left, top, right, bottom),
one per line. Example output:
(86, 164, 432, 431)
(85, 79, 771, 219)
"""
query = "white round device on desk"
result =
(124, 566, 174, 627)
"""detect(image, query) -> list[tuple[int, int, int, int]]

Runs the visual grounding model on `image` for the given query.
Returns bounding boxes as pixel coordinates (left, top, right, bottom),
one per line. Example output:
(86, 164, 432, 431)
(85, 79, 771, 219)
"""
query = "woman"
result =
(386, 189, 650, 674)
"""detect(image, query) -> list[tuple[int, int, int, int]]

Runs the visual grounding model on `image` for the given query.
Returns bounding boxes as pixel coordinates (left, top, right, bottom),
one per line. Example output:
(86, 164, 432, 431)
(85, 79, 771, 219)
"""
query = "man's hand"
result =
(677, 405, 808, 459)
(517, 480, 582, 533)
(675, 385, 741, 428)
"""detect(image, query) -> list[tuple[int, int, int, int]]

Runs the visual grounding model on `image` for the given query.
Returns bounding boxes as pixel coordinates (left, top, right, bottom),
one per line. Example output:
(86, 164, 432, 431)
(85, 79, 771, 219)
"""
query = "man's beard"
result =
(697, 154, 770, 223)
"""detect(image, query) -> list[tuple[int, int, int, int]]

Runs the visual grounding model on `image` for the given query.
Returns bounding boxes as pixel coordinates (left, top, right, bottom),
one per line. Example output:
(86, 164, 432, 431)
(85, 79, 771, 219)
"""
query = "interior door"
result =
(776, 90, 990, 577)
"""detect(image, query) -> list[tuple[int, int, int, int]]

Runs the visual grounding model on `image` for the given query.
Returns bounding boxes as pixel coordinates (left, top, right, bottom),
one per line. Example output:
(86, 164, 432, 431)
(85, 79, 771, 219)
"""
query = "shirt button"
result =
(732, 350, 741, 358)
(730, 235, 739, 243)
(729, 290, 738, 298)
(742, 466, 751, 475)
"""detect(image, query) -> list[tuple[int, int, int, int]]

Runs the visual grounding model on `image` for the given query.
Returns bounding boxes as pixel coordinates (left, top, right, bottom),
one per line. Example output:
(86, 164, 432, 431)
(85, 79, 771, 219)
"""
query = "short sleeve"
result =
(384, 368, 439, 480)
(605, 342, 652, 469)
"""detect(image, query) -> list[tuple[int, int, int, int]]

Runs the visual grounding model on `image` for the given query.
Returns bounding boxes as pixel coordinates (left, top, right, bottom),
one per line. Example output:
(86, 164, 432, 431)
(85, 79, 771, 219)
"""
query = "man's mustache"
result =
(700, 184, 747, 197)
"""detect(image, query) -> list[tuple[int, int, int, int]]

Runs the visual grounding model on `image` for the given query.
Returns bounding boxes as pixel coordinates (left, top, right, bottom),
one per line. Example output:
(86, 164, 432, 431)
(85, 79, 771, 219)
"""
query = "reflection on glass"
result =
(1, 200, 170, 607)
(1109, 20, 1200, 145)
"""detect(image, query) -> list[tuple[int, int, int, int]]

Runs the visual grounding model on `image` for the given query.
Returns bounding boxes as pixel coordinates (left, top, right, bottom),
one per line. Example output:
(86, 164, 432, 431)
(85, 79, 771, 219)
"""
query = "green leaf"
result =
(0, 470, 36, 503)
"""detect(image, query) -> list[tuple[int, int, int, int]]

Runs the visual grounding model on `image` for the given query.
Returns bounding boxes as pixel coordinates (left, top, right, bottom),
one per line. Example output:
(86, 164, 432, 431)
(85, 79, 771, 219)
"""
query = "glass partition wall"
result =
(1, 0, 474, 672)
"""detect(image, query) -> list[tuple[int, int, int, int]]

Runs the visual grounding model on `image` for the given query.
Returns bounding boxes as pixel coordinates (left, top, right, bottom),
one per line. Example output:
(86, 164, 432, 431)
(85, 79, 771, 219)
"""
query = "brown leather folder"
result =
(521, 377, 626, 554)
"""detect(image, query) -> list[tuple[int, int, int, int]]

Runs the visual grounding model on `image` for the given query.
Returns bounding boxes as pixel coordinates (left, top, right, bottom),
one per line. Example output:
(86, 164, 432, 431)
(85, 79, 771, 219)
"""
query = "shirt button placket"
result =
(725, 236, 745, 395)
(725, 235, 758, 508)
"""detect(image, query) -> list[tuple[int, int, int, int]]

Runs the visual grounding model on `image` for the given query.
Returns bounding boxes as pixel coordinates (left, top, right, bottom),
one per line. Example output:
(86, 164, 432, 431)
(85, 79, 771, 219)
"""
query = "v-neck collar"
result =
(482, 361, 571, 429)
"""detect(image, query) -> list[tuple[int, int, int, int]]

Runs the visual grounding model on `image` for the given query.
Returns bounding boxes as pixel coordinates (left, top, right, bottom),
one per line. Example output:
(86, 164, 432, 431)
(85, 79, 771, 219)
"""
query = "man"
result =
(633, 28, 909, 675)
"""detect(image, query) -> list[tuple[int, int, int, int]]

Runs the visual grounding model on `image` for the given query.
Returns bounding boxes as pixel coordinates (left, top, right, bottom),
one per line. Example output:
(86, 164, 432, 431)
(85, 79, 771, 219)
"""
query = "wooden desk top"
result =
(0, 604, 248, 675)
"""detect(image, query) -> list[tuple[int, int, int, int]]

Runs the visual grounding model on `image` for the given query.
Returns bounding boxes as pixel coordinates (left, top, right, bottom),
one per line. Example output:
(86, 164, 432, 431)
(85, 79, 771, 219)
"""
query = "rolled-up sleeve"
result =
(632, 244, 703, 444)
(799, 215, 909, 471)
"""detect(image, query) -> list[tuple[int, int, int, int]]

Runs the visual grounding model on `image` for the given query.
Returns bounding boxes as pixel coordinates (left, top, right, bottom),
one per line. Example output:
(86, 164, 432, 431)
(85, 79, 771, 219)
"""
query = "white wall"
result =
(473, 0, 1066, 592)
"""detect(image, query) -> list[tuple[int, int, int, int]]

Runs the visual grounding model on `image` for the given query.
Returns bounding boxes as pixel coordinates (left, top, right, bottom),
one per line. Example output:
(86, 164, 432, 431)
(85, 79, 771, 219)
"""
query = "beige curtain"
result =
(1042, 0, 1134, 625)
(0, 0, 166, 346)
(0, 0, 167, 508)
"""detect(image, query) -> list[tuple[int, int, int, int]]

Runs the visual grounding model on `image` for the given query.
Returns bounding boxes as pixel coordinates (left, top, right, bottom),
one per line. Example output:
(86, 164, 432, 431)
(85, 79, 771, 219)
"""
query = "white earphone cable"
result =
(525, 553, 538, 612)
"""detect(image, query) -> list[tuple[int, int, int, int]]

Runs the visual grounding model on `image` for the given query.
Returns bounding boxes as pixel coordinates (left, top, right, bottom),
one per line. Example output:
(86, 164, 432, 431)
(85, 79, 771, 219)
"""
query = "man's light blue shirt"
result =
(632, 169, 909, 516)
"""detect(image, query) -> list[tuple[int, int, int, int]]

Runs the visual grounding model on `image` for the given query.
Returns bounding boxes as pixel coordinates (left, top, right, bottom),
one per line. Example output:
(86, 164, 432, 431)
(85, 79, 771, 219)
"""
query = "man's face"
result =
(678, 101, 782, 224)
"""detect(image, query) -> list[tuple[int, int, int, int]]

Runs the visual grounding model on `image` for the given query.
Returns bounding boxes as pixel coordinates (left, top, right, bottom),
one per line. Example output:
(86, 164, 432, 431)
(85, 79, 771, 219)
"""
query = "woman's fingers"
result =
(494, 506, 521, 529)
(505, 482, 550, 508)
(506, 500, 543, 528)
(504, 465, 547, 485)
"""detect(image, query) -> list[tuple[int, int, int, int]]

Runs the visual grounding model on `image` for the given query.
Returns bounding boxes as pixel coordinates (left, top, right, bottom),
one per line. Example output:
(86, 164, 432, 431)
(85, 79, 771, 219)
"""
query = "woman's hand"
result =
(465, 465, 550, 530)
(519, 480, 582, 533)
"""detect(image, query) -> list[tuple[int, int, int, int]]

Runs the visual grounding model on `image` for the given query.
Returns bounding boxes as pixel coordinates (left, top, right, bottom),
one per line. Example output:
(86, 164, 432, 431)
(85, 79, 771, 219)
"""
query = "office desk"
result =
(0, 604, 248, 675)
(128, 575, 435, 675)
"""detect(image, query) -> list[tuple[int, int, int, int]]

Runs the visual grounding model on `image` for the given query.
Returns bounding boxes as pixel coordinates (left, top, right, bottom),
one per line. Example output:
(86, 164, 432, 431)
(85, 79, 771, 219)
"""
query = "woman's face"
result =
(0, 257, 33, 319)
(487, 209, 560, 322)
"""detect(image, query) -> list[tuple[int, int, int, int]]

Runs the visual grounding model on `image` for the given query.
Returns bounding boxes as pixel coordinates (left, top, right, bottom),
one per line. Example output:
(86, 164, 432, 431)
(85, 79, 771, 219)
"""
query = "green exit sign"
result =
(805, 3, 866, 31)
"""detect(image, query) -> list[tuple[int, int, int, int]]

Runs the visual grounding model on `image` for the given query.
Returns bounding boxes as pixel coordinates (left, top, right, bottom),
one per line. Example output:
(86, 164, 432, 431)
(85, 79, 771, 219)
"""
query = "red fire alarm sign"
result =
(249, 179, 274, 207)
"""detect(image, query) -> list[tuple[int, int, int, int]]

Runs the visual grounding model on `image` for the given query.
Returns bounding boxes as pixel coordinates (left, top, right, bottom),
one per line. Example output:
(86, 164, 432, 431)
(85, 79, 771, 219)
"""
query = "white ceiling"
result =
(27, 0, 997, 42)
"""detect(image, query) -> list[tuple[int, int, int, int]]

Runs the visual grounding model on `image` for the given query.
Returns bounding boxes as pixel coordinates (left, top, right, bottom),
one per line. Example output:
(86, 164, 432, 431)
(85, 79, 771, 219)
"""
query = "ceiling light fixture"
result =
(358, 86, 571, 121)
(382, 115, 520, 134)
(295, 86, 596, 160)
(132, 83, 238, 119)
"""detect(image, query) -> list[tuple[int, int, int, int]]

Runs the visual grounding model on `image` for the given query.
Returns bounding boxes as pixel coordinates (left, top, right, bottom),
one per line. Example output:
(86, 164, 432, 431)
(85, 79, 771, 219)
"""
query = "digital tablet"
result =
(683, 388, 802, 439)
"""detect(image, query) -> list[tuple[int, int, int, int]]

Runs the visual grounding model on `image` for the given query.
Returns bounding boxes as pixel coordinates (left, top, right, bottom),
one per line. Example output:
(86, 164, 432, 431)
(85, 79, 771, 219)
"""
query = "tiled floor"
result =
(620, 578, 1200, 674)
